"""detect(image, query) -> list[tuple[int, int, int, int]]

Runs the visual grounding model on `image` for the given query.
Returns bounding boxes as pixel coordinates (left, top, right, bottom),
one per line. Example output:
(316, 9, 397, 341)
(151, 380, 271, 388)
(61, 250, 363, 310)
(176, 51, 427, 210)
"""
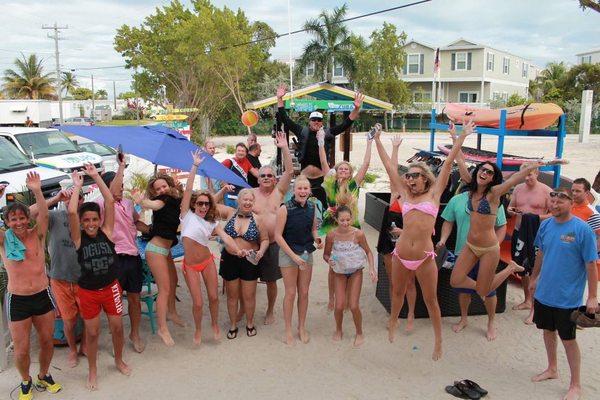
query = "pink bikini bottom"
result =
(392, 249, 436, 271)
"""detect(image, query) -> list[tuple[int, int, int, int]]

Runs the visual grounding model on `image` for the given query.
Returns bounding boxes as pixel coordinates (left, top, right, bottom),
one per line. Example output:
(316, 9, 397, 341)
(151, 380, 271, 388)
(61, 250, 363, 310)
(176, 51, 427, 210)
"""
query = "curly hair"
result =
(146, 173, 182, 199)
(2, 203, 30, 224)
(190, 190, 217, 222)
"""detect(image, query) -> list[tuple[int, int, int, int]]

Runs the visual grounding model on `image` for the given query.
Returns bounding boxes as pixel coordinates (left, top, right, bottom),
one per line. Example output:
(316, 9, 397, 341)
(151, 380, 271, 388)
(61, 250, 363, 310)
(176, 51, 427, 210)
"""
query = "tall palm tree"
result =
(296, 4, 355, 83)
(2, 54, 55, 99)
(539, 62, 567, 93)
(61, 71, 79, 97)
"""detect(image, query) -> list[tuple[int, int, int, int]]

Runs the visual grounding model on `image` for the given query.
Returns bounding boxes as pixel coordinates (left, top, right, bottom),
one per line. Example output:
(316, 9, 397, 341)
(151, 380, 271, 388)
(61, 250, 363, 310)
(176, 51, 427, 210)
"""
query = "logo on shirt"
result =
(560, 232, 576, 243)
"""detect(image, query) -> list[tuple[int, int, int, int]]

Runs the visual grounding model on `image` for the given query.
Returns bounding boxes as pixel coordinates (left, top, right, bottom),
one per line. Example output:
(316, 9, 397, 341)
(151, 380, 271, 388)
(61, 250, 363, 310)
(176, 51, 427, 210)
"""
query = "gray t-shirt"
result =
(48, 210, 81, 282)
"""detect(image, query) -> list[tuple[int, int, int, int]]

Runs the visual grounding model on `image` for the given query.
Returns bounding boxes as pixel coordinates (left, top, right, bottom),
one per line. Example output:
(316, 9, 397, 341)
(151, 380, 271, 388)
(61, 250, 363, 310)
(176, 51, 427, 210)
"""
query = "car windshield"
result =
(16, 130, 80, 158)
(79, 142, 114, 157)
(0, 136, 34, 172)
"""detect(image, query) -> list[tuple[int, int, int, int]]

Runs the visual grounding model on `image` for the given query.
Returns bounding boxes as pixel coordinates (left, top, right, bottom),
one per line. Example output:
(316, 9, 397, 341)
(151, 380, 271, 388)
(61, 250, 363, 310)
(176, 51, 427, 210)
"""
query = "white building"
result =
(576, 48, 600, 65)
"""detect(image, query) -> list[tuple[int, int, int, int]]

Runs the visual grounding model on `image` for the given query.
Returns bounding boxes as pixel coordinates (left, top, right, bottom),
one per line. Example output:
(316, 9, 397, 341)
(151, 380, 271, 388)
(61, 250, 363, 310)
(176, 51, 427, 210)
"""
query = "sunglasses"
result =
(260, 173, 274, 178)
(195, 201, 211, 207)
(549, 191, 572, 200)
(310, 118, 323, 122)
(405, 172, 422, 179)
(480, 168, 495, 176)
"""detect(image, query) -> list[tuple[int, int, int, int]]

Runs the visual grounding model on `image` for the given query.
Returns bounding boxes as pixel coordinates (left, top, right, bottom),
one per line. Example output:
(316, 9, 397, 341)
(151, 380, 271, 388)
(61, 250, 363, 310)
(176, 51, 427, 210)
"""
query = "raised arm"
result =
(29, 189, 67, 220)
(433, 120, 473, 198)
(85, 163, 115, 240)
(213, 184, 234, 204)
(348, 92, 364, 121)
(373, 131, 405, 196)
(26, 171, 48, 238)
(449, 122, 472, 183)
(181, 150, 203, 216)
(276, 84, 303, 136)
(316, 128, 330, 175)
(275, 131, 294, 194)
(68, 172, 83, 249)
(492, 159, 567, 199)
(354, 136, 373, 186)
(111, 154, 126, 195)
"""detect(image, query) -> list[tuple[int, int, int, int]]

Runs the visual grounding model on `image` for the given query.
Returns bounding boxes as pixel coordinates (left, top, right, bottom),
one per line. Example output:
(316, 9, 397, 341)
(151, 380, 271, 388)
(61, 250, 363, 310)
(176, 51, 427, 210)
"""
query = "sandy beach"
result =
(1, 132, 599, 400)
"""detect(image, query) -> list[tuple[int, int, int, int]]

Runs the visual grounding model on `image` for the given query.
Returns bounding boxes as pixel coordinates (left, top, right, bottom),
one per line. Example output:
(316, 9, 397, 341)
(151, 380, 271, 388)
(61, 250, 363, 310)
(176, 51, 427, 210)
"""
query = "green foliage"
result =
(563, 99, 600, 135)
(226, 144, 235, 154)
(363, 172, 378, 184)
(71, 87, 94, 100)
(96, 89, 108, 99)
(113, 108, 142, 120)
(212, 118, 272, 136)
(128, 172, 151, 194)
(2, 53, 56, 99)
(61, 71, 79, 97)
(118, 91, 136, 99)
(506, 93, 528, 107)
(560, 63, 600, 104)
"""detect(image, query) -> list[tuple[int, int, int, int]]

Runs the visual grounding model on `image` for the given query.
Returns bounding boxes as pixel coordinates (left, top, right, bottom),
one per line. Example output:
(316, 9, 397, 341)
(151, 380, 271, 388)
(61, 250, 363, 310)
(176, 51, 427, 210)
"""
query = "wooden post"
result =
(342, 111, 351, 162)
(329, 112, 336, 166)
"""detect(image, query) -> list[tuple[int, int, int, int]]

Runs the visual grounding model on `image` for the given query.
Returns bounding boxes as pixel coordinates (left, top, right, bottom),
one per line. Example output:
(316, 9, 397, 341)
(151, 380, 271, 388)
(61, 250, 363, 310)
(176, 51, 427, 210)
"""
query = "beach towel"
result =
(4, 228, 26, 261)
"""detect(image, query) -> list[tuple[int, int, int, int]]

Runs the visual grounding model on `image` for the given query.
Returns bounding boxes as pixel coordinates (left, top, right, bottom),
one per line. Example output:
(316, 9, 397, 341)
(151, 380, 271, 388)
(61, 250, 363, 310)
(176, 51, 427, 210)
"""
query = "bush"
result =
(506, 93, 528, 107)
(113, 108, 143, 120)
(226, 144, 235, 154)
(363, 172, 378, 184)
(212, 118, 273, 136)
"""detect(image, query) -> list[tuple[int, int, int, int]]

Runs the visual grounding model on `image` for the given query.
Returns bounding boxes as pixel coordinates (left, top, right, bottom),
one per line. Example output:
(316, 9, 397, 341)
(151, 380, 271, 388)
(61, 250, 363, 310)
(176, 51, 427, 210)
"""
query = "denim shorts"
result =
(278, 249, 314, 268)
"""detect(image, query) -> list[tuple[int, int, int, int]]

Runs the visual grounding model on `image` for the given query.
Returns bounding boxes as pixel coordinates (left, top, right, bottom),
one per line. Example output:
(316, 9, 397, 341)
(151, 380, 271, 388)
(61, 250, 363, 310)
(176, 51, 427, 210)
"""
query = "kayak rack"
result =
(429, 108, 566, 188)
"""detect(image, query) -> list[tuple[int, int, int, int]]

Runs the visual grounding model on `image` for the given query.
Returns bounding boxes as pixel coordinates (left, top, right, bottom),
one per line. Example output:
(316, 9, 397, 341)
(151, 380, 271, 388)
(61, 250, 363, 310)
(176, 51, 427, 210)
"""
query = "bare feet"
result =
(524, 315, 535, 325)
(298, 328, 310, 344)
(563, 386, 582, 400)
(167, 313, 186, 327)
(284, 331, 295, 345)
(264, 313, 275, 325)
(452, 318, 468, 333)
(531, 368, 559, 382)
(193, 330, 202, 346)
(486, 321, 497, 341)
(116, 359, 131, 376)
(513, 301, 532, 310)
(333, 330, 343, 341)
(157, 328, 175, 347)
(130, 335, 145, 353)
(432, 341, 442, 361)
(212, 323, 221, 341)
(353, 334, 365, 347)
(509, 261, 525, 274)
(388, 320, 398, 343)
(87, 372, 98, 391)
(405, 314, 415, 333)
(67, 350, 78, 368)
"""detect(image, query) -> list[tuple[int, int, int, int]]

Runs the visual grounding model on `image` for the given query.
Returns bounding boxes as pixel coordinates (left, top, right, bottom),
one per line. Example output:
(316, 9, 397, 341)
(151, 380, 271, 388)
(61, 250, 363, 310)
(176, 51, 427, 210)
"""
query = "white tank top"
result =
(181, 210, 217, 247)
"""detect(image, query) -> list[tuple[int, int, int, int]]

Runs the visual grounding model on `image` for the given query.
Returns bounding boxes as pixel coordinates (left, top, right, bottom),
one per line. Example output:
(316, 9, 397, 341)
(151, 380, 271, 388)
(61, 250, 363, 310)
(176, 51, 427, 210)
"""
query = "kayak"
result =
(443, 103, 563, 130)
(437, 144, 539, 166)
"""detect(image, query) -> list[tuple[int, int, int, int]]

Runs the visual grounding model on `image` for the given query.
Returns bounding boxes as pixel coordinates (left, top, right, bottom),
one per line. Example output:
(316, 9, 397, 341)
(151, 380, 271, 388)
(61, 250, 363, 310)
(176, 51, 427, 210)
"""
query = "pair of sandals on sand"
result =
(445, 380, 487, 399)
(570, 305, 600, 328)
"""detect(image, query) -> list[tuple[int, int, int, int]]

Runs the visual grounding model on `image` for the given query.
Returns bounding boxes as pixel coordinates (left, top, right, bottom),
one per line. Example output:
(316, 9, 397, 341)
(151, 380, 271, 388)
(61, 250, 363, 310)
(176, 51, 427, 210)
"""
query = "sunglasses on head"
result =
(260, 173, 274, 178)
(310, 118, 323, 122)
(549, 191, 572, 200)
(405, 172, 422, 179)
(480, 168, 495, 176)
(195, 201, 211, 207)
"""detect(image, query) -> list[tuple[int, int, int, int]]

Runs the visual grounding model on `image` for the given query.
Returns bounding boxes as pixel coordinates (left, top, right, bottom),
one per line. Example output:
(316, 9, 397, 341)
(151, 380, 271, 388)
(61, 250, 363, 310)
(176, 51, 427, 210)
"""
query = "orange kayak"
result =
(443, 103, 563, 130)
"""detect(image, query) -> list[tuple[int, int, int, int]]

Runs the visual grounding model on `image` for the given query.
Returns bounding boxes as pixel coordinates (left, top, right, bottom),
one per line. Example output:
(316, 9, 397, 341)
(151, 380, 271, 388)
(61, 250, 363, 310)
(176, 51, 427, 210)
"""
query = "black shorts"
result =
(533, 299, 577, 340)
(219, 250, 259, 282)
(6, 288, 55, 322)
(511, 229, 533, 277)
(258, 243, 282, 282)
(114, 254, 143, 294)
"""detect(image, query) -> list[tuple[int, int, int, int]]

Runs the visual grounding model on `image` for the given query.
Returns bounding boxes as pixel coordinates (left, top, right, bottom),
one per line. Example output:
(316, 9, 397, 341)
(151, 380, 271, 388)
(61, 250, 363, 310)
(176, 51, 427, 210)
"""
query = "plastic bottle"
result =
(389, 222, 398, 242)
(299, 250, 309, 270)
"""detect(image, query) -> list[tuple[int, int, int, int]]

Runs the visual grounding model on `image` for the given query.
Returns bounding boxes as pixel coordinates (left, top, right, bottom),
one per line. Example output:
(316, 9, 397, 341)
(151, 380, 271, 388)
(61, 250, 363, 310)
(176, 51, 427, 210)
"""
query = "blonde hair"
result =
(237, 188, 255, 202)
(295, 175, 311, 188)
(333, 161, 356, 202)
(406, 162, 436, 191)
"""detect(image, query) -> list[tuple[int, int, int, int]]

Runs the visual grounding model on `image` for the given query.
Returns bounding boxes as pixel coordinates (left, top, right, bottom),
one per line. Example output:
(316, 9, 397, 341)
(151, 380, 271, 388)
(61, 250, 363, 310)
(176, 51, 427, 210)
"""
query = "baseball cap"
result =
(309, 111, 323, 120)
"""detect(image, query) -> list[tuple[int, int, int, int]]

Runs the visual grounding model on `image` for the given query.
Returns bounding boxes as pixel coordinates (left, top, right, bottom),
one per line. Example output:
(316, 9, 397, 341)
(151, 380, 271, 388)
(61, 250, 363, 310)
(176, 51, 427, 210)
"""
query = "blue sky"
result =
(0, 0, 598, 97)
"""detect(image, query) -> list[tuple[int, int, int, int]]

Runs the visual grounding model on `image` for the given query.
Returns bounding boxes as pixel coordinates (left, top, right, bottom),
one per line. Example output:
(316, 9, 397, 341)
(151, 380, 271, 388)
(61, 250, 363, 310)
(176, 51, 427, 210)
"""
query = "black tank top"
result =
(77, 229, 117, 290)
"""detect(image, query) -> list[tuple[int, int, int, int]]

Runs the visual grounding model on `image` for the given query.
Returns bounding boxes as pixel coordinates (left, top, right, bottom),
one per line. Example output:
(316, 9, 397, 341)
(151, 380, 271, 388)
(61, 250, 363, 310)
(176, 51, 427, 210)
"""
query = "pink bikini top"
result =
(401, 201, 439, 218)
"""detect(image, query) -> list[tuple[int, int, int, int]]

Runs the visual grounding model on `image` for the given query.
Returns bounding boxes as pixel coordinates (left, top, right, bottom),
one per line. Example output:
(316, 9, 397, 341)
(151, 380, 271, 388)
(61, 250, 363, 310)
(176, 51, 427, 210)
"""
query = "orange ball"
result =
(241, 110, 259, 127)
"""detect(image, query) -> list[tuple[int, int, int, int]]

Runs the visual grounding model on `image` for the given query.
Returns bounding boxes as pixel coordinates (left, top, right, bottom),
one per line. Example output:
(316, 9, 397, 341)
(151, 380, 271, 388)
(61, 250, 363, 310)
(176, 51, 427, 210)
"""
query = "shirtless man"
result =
(0, 174, 62, 399)
(252, 131, 293, 324)
(276, 84, 364, 208)
(507, 167, 552, 320)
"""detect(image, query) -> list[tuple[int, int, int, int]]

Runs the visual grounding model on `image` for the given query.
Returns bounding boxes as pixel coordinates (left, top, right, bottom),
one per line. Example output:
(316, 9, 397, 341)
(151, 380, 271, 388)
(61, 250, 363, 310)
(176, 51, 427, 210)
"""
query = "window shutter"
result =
(403, 54, 407, 74)
(467, 52, 472, 70)
(419, 54, 424, 74)
(451, 53, 456, 71)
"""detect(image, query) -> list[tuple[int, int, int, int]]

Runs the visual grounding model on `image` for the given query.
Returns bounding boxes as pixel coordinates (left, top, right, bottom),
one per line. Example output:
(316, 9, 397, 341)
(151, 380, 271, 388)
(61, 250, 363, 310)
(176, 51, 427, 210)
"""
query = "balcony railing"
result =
(398, 101, 491, 114)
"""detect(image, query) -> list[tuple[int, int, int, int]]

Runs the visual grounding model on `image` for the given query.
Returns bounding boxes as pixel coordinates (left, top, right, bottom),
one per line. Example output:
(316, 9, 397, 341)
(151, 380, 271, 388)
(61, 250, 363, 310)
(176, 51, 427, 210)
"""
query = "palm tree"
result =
(61, 71, 79, 97)
(2, 54, 55, 99)
(296, 4, 355, 83)
(539, 62, 567, 93)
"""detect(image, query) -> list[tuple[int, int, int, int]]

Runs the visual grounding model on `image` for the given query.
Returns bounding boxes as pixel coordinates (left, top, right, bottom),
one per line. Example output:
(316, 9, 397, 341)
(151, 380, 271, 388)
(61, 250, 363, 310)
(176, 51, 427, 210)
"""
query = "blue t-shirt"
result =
(534, 216, 598, 309)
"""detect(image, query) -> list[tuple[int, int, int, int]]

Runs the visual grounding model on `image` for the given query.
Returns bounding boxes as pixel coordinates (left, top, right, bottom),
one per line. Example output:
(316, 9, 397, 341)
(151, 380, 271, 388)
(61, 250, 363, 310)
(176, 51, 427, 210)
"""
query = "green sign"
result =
(284, 99, 354, 112)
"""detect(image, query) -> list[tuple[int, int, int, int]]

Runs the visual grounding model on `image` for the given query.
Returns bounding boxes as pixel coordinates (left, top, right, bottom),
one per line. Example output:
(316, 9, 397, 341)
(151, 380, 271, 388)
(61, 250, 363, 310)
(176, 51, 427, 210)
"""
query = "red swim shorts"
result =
(76, 280, 123, 320)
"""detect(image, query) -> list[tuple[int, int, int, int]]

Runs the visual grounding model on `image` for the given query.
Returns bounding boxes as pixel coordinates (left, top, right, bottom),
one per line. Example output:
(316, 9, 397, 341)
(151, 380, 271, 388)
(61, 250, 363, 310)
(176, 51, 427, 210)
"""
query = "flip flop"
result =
(445, 385, 469, 399)
(246, 325, 257, 337)
(226, 327, 238, 340)
(570, 306, 600, 328)
(446, 381, 481, 399)
(454, 380, 488, 397)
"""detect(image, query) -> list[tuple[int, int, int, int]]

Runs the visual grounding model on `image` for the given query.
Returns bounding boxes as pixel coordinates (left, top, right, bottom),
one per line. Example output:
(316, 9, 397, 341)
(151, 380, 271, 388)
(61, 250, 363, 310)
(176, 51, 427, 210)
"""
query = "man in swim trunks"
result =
(529, 187, 598, 400)
(252, 132, 293, 324)
(507, 167, 552, 316)
(438, 190, 507, 340)
(0, 174, 62, 399)
(276, 84, 364, 208)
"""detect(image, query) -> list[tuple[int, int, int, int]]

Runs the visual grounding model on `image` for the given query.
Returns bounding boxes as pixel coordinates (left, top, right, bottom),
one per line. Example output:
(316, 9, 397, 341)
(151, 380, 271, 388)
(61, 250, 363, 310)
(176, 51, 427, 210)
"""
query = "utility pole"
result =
(42, 22, 68, 125)
(91, 74, 95, 119)
(113, 81, 117, 111)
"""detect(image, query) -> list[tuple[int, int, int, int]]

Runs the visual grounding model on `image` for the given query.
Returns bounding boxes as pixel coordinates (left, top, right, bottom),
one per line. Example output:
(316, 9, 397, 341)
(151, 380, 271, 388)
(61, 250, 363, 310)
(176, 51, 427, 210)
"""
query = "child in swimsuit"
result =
(323, 205, 376, 347)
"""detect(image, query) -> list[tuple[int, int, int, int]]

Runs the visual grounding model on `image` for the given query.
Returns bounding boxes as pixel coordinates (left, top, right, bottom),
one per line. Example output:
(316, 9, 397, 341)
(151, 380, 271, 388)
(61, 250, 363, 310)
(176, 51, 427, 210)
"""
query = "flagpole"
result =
(287, 0, 294, 107)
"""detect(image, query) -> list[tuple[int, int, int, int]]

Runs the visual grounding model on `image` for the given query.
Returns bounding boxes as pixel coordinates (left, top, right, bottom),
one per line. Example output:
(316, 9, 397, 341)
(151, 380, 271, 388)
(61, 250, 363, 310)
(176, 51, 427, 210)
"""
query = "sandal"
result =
(570, 306, 600, 328)
(445, 385, 469, 399)
(445, 381, 481, 399)
(454, 380, 487, 397)
(246, 325, 257, 337)
(226, 327, 238, 340)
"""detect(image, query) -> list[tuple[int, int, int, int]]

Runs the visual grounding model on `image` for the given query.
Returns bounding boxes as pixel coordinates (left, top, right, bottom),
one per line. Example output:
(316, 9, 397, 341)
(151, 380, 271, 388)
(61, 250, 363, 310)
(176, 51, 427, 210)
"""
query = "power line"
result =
(70, 65, 127, 71)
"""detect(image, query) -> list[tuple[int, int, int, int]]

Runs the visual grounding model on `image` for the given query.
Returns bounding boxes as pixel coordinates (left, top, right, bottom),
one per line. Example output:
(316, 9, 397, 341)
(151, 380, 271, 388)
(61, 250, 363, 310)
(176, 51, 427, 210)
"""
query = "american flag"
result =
(434, 48, 440, 75)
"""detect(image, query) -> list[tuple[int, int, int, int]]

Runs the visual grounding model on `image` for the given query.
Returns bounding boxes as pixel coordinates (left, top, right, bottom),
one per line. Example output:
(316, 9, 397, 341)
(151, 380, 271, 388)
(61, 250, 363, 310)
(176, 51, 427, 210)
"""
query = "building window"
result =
(455, 52, 467, 70)
(503, 57, 510, 74)
(522, 63, 529, 78)
(491, 91, 500, 100)
(487, 53, 495, 71)
(413, 91, 432, 102)
(333, 62, 344, 77)
(305, 62, 315, 76)
(502, 92, 508, 101)
(581, 55, 592, 64)
(408, 54, 421, 74)
(458, 92, 478, 103)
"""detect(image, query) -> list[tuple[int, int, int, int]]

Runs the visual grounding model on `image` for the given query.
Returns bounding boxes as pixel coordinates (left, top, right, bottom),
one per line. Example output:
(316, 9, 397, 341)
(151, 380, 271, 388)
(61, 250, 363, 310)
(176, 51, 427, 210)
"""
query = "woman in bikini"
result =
(450, 157, 566, 297)
(217, 189, 269, 340)
(374, 123, 472, 360)
(180, 150, 245, 345)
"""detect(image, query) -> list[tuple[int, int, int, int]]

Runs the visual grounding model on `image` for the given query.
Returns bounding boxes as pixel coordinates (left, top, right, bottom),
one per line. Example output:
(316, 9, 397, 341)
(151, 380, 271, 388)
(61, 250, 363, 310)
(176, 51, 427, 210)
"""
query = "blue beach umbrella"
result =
(58, 124, 249, 188)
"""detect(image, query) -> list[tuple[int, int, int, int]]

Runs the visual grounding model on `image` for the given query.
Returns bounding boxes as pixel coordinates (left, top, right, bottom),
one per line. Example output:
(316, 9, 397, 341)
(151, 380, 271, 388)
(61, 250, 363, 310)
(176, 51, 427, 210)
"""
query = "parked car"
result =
(70, 136, 130, 172)
(63, 117, 95, 126)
